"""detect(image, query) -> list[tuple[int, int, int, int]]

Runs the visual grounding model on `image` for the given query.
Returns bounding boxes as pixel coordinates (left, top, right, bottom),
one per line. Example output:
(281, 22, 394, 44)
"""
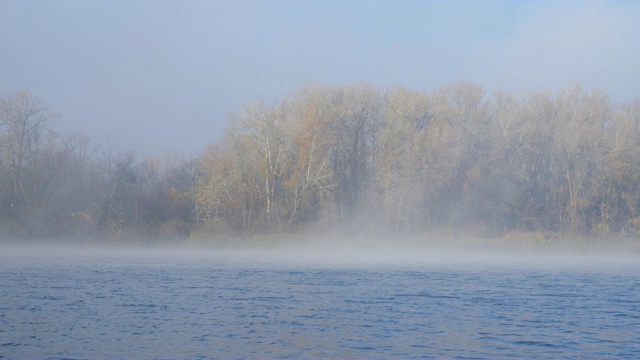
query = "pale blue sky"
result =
(1, 0, 639, 157)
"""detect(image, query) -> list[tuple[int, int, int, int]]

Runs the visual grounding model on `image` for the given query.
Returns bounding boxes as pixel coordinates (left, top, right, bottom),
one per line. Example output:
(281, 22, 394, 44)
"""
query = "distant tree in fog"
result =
(281, 84, 336, 230)
(327, 84, 381, 224)
(0, 91, 57, 218)
(373, 86, 433, 232)
(229, 100, 288, 231)
(597, 100, 640, 234)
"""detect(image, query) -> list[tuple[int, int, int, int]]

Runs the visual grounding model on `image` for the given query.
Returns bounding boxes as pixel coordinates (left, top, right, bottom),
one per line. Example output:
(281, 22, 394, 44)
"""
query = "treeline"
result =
(0, 91, 198, 240)
(2, 82, 640, 241)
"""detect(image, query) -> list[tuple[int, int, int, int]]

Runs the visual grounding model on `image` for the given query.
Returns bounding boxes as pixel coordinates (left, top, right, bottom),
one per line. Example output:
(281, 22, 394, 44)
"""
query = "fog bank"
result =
(2, 236, 638, 271)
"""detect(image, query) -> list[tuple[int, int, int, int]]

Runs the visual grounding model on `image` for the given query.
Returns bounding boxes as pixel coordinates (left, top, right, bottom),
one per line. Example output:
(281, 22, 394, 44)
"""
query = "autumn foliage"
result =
(2, 83, 640, 241)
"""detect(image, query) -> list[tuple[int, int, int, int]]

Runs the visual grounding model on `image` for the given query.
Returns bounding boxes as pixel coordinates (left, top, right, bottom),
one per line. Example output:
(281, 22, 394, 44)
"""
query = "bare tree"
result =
(328, 83, 381, 223)
(373, 86, 433, 232)
(229, 100, 288, 231)
(282, 84, 336, 229)
(0, 91, 57, 217)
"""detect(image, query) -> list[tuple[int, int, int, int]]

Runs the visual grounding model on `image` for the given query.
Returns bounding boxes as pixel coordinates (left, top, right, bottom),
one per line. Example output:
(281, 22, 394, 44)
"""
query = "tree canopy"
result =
(2, 82, 640, 242)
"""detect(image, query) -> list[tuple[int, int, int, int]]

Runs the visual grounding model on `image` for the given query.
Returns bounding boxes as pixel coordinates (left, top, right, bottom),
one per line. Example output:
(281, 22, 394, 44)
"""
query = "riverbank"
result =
(3, 229, 640, 256)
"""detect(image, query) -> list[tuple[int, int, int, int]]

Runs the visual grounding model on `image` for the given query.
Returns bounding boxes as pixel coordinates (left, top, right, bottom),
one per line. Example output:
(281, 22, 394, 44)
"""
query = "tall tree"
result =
(373, 86, 433, 232)
(328, 83, 381, 223)
(282, 84, 336, 229)
(229, 100, 288, 231)
(0, 91, 57, 216)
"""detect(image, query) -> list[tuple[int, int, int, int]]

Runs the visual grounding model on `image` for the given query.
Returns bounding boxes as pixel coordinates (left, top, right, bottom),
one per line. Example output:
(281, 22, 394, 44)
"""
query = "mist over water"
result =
(2, 237, 639, 270)
(2, 239, 640, 358)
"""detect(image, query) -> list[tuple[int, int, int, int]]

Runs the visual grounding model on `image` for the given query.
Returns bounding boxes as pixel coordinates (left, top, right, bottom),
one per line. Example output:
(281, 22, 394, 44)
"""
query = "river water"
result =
(1, 245, 639, 359)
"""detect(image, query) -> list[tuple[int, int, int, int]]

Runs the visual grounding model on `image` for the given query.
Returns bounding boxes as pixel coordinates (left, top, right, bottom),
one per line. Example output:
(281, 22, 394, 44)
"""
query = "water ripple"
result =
(1, 257, 639, 358)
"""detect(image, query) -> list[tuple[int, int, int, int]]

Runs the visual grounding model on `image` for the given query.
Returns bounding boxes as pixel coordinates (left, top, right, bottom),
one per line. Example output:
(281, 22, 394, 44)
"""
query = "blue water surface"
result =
(1, 247, 639, 359)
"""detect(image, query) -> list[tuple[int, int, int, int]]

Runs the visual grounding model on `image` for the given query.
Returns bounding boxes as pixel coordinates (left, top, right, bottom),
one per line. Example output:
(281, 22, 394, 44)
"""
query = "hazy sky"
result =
(1, 0, 639, 157)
